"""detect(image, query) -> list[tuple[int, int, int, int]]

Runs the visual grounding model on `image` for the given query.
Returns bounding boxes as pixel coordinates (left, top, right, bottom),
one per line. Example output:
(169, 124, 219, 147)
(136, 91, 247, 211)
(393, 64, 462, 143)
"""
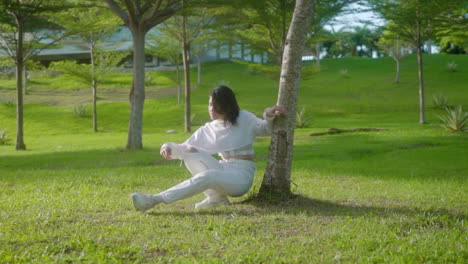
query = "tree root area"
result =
(310, 127, 387, 136)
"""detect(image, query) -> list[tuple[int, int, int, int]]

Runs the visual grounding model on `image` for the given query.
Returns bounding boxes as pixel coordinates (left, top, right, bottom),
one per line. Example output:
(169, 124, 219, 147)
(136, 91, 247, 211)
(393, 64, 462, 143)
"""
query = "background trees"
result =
(376, 27, 411, 83)
(155, 5, 215, 132)
(434, 7, 468, 54)
(54, 6, 122, 132)
(147, 32, 183, 104)
(234, 0, 355, 65)
(369, 0, 466, 124)
(103, 0, 182, 149)
(0, 0, 76, 150)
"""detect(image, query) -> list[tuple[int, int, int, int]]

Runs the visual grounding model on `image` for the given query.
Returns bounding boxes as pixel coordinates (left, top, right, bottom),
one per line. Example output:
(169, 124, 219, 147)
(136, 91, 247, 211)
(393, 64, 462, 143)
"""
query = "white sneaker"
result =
(131, 192, 157, 212)
(195, 197, 230, 209)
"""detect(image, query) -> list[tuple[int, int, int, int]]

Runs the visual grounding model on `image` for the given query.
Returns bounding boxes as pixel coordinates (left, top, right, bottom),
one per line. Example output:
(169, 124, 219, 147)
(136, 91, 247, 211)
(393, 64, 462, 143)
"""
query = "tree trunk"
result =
(416, 21, 425, 124)
(15, 19, 26, 150)
(182, 10, 191, 133)
(196, 54, 201, 88)
(259, 0, 315, 197)
(90, 42, 98, 132)
(315, 42, 321, 66)
(92, 80, 98, 132)
(176, 63, 181, 105)
(23, 67, 28, 94)
(394, 58, 400, 83)
(126, 30, 146, 149)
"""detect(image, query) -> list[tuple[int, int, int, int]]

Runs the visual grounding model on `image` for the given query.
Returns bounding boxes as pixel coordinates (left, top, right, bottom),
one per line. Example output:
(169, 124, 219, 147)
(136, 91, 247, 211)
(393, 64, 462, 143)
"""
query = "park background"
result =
(1, 0, 467, 263)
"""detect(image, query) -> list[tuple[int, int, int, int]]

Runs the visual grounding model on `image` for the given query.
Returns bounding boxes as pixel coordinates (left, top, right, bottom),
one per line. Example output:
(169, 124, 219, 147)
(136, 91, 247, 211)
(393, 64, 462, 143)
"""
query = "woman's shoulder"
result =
(237, 110, 261, 124)
(239, 110, 256, 117)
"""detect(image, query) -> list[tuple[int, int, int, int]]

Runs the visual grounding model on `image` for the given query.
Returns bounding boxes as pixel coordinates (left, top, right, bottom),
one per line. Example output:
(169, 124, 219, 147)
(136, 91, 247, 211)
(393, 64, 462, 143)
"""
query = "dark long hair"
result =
(210, 85, 240, 125)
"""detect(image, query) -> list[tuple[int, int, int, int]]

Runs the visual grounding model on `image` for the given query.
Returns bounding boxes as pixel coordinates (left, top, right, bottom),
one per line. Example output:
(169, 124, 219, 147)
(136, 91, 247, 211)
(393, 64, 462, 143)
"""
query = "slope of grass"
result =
(0, 54, 467, 263)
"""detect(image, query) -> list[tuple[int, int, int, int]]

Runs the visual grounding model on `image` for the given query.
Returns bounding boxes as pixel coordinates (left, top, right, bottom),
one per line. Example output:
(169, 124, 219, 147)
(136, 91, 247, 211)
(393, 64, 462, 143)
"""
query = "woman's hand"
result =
(266, 105, 285, 117)
(160, 145, 173, 160)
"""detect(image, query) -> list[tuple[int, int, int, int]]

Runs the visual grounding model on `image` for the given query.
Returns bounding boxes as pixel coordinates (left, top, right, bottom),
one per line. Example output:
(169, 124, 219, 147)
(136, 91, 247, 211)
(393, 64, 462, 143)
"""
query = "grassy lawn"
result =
(0, 54, 467, 263)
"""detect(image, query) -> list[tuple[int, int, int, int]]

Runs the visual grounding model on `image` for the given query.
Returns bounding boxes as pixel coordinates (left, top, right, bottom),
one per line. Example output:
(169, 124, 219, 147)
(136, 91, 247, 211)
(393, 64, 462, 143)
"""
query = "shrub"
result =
(339, 69, 349, 78)
(445, 61, 458, 72)
(0, 130, 11, 145)
(145, 72, 154, 86)
(73, 104, 88, 118)
(296, 107, 312, 128)
(431, 94, 450, 109)
(1, 99, 15, 107)
(436, 105, 468, 133)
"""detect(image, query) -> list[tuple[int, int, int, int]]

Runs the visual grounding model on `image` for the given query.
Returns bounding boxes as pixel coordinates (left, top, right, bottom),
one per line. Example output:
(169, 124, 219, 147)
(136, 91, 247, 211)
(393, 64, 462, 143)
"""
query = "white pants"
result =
(159, 143, 256, 204)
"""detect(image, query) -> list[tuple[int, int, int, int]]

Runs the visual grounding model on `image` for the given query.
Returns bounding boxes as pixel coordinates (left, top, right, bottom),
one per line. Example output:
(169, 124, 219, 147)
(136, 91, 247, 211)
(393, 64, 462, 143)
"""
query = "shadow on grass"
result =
(149, 193, 466, 221)
(243, 194, 466, 218)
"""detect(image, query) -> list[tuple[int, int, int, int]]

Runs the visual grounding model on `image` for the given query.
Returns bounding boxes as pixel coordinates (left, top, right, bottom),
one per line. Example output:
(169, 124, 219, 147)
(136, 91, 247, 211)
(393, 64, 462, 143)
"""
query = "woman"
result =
(131, 85, 283, 212)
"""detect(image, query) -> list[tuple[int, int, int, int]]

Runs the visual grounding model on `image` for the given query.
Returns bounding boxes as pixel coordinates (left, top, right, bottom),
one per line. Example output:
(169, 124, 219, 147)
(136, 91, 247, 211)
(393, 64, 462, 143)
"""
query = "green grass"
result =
(0, 70, 180, 91)
(0, 54, 467, 263)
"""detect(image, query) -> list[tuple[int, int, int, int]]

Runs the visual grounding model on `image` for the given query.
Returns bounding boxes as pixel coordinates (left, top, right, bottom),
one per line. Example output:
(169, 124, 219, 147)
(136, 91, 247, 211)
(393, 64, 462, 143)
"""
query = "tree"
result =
(55, 6, 121, 132)
(376, 27, 411, 83)
(435, 7, 468, 54)
(326, 27, 356, 57)
(236, 0, 355, 65)
(0, 0, 77, 150)
(237, 0, 296, 65)
(350, 25, 377, 57)
(369, 0, 465, 124)
(306, 28, 331, 66)
(104, 0, 182, 149)
(259, 0, 315, 197)
(50, 51, 127, 131)
(156, 5, 214, 132)
(147, 32, 184, 104)
(306, 0, 357, 63)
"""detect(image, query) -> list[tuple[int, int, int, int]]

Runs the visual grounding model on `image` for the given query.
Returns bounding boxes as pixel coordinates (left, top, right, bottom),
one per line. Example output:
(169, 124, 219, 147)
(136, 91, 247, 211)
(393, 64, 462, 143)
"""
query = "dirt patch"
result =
(0, 86, 181, 106)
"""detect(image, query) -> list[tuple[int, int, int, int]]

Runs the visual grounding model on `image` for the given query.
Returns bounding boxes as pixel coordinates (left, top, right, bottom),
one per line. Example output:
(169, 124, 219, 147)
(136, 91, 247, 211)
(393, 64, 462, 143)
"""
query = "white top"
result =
(180, 110, 275, 158)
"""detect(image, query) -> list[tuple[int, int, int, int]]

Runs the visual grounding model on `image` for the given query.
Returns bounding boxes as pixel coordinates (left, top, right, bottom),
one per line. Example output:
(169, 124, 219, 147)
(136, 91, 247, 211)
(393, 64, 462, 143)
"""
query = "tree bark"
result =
(394, 58, 400, 83)
(259, 0, 315, 197)
(280, 0, 287, 65)
(182, 7, 191, 133)
(126, 30, 146, 149)
(15, 17, 26, 150)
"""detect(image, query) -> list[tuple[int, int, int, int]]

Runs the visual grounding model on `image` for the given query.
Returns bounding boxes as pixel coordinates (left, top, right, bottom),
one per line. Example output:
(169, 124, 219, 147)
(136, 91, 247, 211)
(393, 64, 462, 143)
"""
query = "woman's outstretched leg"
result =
(165, 143, 229, 207)
(131, 143, 227, 212)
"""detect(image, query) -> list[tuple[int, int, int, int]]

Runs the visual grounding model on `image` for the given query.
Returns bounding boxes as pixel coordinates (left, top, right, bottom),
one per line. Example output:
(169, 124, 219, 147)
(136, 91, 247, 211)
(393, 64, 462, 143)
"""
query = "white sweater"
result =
(181, 110, 275, 158)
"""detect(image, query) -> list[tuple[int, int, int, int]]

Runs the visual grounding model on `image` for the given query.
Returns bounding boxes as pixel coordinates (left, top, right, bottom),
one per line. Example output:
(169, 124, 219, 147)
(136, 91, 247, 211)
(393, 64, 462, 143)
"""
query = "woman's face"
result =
(208, 96, 223, 121)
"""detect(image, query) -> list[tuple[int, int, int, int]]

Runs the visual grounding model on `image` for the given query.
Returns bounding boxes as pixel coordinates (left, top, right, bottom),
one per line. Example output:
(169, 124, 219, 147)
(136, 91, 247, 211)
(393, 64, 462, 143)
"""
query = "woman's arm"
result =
(254, 105, 285, 136)
(265, 105, 285, 118)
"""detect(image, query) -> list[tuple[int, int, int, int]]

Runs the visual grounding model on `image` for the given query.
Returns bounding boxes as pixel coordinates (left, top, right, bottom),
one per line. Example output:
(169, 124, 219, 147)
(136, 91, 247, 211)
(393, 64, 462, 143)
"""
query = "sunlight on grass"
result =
(1, 55, 467, 263)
